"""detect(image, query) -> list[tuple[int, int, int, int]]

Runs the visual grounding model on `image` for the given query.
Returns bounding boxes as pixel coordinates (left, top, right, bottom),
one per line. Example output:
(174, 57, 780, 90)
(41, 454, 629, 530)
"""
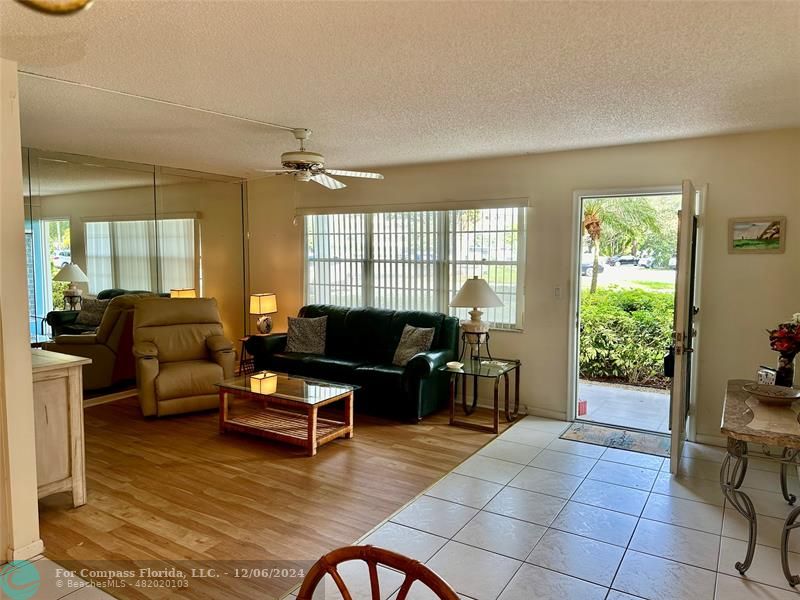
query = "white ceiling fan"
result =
(256, 128, 384, 190)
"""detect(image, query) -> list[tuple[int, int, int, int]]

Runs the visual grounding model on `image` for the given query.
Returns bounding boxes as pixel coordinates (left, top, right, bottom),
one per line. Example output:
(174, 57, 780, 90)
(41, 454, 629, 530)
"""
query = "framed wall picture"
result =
(728, 216, 786, 254)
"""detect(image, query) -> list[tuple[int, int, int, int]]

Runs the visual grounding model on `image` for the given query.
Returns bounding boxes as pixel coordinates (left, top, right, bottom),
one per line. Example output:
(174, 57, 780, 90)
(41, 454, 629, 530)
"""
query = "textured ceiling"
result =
(1, 0, 799, 177)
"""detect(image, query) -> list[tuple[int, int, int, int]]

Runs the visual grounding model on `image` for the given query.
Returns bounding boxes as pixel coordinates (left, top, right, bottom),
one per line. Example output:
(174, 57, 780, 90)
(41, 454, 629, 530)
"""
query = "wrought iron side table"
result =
(440, 359, 522, 434)
(720, 379, 800, 586)
(237, 336, 255, 375)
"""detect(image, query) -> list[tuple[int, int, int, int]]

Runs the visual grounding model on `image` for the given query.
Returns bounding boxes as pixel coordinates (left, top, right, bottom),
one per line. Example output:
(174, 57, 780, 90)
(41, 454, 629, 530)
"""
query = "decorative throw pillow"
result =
(392, 325, 435, 367)
(74, 298, 110, 327)
(286, 316, 327, 354)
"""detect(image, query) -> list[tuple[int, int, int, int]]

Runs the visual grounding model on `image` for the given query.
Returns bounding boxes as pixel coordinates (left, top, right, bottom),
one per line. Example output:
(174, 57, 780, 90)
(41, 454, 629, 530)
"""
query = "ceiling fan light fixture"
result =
(258, 128, 383, 190)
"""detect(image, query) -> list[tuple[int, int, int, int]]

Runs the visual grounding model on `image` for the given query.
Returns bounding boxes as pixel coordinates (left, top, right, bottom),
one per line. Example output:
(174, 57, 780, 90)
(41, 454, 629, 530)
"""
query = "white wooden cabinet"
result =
(31, 350, 90, 507)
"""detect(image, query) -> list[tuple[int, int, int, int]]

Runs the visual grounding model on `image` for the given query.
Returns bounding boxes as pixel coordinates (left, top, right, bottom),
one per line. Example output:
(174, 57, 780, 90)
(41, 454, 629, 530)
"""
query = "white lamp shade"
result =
(170, 288, 197, 298)
(53, 263, 88, 283)
(450, 276, 503, 308)
(250, 371, 278, 395)
(250, 293, 277, 315)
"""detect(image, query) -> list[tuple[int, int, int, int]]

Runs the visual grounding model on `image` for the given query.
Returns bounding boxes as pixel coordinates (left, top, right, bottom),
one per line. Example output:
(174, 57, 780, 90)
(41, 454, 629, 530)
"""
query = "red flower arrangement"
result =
(768, 314, 800, 358)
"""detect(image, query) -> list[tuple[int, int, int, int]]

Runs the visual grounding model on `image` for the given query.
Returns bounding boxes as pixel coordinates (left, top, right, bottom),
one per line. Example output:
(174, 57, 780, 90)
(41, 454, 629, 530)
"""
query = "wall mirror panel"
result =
(23, 148, 246, 341)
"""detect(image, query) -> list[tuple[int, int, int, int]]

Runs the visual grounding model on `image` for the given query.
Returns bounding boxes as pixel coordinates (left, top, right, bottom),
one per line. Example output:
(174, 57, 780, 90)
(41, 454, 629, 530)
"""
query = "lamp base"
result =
(256, 315, 273, 335)
(460, 307, 489, 334)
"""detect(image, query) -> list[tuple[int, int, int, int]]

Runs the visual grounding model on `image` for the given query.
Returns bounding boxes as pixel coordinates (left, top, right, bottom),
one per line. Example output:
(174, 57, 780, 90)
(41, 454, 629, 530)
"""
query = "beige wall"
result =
(247, 128, 800, 442)
(37, 176, 246, 341)
(0, 58, 42, 564)
(246, 176, 303, 334)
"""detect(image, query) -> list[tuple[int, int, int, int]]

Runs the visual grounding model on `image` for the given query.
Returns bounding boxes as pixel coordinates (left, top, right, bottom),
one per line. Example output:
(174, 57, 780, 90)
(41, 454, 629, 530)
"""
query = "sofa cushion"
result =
(344, 307, 397, 361)
(355, 364, 406, 390)
(286, 316, 327, 354)
(300, 356, 370, 384)
(75, 298, 110, 326)
(299, 305, 350, 356)
(392, 325, 435, 366)
(262, 351, 316, 374)
(156, 360, 223, 401)
(391, 310, 445, 350)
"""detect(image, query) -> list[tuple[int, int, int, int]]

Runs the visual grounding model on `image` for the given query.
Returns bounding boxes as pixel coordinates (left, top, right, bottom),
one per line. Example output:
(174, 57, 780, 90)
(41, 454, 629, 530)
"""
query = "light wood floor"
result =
(39, 397, 508, 599)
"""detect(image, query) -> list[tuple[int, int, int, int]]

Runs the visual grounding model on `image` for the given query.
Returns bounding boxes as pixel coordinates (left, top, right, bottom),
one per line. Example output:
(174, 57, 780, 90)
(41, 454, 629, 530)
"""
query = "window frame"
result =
(302, 207, 526, 330)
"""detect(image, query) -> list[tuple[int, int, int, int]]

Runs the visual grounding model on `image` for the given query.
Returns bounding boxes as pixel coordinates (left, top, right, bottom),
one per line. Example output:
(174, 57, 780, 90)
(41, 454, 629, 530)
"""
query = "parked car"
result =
(607, 254, 638, 266)
(637, 256, 655, 268)
(668, 255, 677, 269)
(581, 260, 605, 277)
(51, 249, 71, 268)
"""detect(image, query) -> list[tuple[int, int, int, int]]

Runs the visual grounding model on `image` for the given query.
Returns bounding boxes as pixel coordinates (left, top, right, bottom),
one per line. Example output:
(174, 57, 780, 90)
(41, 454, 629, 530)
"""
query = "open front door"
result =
(669, 180, 699, 474)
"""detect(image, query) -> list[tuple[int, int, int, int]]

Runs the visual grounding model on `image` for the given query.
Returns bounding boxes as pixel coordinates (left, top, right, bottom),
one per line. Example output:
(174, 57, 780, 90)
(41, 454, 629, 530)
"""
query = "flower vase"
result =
(776, 353, 796, 388)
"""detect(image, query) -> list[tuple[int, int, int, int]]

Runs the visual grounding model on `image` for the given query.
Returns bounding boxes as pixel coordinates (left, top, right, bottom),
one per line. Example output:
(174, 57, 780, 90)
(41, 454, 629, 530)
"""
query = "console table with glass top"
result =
(720, 379, 800, 586)
(440, 359, 522, 434)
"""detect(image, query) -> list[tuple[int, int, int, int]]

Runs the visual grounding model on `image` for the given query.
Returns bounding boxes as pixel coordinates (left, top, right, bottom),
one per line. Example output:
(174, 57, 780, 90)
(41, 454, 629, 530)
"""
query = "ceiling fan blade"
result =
(255, 169, 297, 174)
(325, 169, 384, 180)
(311, 173, 347, 190)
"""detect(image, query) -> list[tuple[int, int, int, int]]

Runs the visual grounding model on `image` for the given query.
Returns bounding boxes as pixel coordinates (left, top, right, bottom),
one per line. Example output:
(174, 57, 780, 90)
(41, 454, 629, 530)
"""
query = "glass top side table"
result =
(439, 358, 522, 434)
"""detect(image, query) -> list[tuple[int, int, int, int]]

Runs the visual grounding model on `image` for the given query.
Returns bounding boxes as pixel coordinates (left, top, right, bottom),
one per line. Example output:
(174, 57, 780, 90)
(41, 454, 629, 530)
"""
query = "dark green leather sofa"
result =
(245, 305, 459, 421)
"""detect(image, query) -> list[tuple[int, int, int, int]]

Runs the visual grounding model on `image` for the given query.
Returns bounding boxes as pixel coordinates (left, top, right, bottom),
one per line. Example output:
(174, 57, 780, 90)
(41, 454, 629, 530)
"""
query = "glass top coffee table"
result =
(216, 372, 357, 456)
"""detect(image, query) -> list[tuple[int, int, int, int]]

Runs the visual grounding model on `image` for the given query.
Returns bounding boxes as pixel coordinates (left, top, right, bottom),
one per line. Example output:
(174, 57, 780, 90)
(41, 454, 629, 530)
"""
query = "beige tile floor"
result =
(287, 415, 800, 600)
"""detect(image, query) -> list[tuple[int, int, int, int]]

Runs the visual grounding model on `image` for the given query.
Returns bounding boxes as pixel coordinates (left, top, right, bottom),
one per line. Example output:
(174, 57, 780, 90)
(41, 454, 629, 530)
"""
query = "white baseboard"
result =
(694, 433, 727, 448)
(524, 405, 569, 421)
(10, 539, 44, 561)
(467, 400, 567, 423)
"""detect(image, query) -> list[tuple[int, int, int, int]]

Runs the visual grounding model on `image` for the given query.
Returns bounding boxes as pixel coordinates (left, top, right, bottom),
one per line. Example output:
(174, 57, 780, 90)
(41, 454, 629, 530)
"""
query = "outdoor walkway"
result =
(578, 380, 670, 433)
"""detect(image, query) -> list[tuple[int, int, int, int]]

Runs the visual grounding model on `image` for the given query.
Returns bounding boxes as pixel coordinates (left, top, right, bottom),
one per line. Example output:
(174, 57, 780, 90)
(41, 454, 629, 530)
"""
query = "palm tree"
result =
(582, 197, 660, 293)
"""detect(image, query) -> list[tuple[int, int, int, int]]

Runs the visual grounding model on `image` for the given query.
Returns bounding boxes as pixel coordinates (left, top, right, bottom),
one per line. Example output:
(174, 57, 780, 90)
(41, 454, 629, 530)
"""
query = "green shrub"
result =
(579, 287, 674, 387)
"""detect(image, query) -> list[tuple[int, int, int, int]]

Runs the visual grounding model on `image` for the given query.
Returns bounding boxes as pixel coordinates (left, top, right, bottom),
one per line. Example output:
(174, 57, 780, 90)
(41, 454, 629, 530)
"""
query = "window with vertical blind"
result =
(85, 218, 196, 294)
(304, 207, 525, 329)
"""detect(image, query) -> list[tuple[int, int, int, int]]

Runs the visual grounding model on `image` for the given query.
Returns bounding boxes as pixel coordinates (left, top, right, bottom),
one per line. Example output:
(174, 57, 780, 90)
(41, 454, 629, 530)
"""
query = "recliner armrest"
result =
(206, 335, 233, 352)
(206, 335, 234, 353)
(405, 349, 456, 379)
(133, 341, 159, 359)
(245, 333, 287, 357)
(52, 333, 98, 345)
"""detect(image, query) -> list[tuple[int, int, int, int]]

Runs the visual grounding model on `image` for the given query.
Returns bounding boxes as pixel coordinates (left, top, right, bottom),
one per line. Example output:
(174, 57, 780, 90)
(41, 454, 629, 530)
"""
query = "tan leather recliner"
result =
(42, 293, 151, 391)
(133, 297, 235, 417)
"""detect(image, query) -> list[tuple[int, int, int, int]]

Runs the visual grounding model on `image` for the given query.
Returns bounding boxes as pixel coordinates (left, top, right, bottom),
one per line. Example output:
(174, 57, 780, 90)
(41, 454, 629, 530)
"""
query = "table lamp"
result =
(53, 263, 88, 310)
(250, 293, 278, 334)
(450, 276, 503, 360)
(170, 288, 197, 298)
(250, 371, 278, 395)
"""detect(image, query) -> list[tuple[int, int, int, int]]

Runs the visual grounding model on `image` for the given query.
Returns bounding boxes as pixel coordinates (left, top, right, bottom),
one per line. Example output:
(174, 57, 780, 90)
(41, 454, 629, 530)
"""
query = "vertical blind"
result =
(305, 207, 525, 328)
(85, 218, 196, 294)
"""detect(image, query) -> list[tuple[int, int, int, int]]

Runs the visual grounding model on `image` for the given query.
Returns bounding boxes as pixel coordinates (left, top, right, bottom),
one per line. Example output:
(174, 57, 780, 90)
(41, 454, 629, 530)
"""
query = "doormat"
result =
(561, 422, 670, 457)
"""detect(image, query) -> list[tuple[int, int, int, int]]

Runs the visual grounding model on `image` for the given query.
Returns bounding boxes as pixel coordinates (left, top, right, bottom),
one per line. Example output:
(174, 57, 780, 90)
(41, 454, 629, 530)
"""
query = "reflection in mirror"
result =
(156, 170, 245, 340)
(24, 149, 246, 341)
(27, 150, 155, 323)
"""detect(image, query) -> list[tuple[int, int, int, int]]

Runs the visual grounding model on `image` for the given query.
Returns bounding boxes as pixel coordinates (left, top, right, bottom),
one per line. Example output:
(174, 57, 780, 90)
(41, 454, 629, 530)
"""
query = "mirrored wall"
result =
(23, 148, 246, 341)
